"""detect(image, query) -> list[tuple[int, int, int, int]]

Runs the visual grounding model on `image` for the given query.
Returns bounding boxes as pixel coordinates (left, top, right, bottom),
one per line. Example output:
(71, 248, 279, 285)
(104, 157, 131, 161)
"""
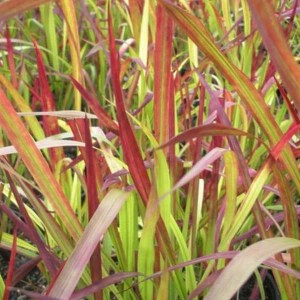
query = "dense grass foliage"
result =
(0, 1, 300, 299)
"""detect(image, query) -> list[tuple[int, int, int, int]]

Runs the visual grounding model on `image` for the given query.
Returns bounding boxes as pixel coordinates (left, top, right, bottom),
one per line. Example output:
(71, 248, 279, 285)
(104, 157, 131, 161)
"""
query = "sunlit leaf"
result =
(204, 238, 300, 300)
(48, 189, 130, 299)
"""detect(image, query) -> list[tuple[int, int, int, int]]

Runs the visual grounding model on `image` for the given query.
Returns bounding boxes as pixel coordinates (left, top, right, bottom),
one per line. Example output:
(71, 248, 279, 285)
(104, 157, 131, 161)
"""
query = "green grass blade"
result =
(138, 188, 160, 299)
(0, 274, 4, 300)
(219, 158, 272, 250)
(222, 151, 238, 245)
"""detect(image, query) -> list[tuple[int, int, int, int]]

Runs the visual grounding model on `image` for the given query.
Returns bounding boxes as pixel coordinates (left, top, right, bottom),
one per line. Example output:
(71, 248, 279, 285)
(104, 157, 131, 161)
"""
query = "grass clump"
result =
(0, 1, 300, 299)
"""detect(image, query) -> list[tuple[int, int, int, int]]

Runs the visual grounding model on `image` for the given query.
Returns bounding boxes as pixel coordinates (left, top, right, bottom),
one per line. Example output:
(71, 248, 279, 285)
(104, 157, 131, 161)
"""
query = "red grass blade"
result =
(107, 4, 151, 204)
(6, 170, 59, 276)
(11, 256, 41, 286)
(71, 272, 140, 300)
(158, 123, 250, 150)
(274, 77, 300, 124)
(5, 26, 18, 89)
(271, 123, 300, 160)
(84, 117, 102, 300)
(32, 39, 63, 168)
(3, 227, 17, 300)
(70, 77, 119, 134)
(154, 5, 173, 145)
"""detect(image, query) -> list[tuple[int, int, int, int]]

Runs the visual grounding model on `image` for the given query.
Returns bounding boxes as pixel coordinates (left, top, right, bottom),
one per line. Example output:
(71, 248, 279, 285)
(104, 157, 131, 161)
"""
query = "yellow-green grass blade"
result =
(40, 3, 60, 72)
(119, 192, 137, 272)
(219, 158, 272, 251)
(221, 151, 238, 246)
(58, 0, 83, 110)
(204, 238, 300, 300)
(158, 1, 300, 192)
(0, 232, 38, 257)
(240, 0, 252, 77)
(0, 88, 83, 242)
(128, 0, 142, 44)
(0, 74, 45, 142)
(137, 0, 150, 108)
(169, 216, 196, 293)
(138, 187, 160, 299)
(128, 114, 186, 297)
(157, 270, 169, 299)
(0, 274, 4, 300)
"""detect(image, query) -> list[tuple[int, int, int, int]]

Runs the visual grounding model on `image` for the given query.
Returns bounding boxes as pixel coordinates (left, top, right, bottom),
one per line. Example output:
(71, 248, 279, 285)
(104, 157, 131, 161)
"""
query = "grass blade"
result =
(58, 0, 83, 110)
(3, 227, 17, 300)
(0, 74, 45, 142)
(204, 238, 300, 300)
(5, 26, 18, 89)
(247, 0, 300, 113)
(158, 123, 249, 150)
(33, 39, 63, 168)
(108, 4, 151, 205)
(158, 0, 300, 196)
(84, 117, 102, 300)
(0, 88, 83, 241)
(72, 272, 140, 300)
(71, 77, 119, 134)
(154, 5, 173, 144)
(0, 0, 51, 21)
(48, 189, 130, 299)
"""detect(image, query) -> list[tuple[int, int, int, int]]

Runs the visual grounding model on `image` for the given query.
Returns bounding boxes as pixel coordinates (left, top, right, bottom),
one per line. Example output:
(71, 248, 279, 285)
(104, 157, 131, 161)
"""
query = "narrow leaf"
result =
(158, 123, 249, 150)
(247, 1, 300, 114)
(84, 117, 102, 300)
(161, 148, 228, 200)
(154, 5, 173, 144)
(3, 227, 17, 300)
(18, 110, 97, 119)
(0, 140, 84, 156)
(71, 77, 119, 134)
(5, 26, 18, 89)
(108, 4, 151, 205)
(58, 0, 83, 110)
(71, 272, 140, 300)
(0, 74, 45, 142)
(48, 189, 130, 299)
(204, 238, 300, 300)
(158, 0, 300, 195)
(0, 0, 51, 21)
(0, 88, 83, 241)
